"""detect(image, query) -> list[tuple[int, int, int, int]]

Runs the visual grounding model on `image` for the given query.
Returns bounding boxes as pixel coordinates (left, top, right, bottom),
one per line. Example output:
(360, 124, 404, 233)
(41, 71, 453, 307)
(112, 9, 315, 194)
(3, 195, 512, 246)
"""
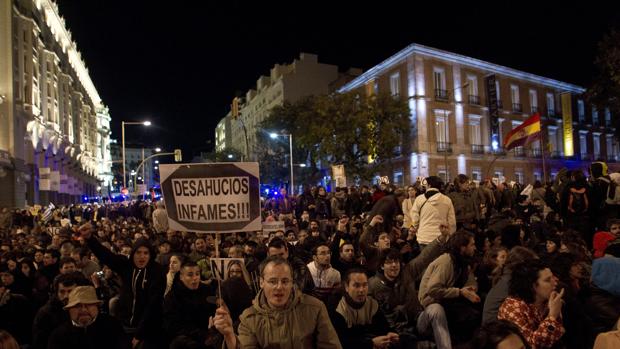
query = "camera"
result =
(95, 271, 105, 279)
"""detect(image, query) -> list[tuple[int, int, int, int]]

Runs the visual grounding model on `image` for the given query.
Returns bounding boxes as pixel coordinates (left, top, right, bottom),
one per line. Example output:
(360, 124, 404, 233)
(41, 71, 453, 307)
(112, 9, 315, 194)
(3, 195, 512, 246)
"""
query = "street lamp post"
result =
(121, 120, 151, 191)
(270, 133, 294, 194)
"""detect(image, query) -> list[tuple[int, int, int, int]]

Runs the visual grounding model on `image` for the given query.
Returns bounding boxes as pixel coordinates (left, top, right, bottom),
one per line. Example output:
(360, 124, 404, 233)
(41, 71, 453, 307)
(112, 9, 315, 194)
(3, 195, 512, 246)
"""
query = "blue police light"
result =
(264, 189, 270, 194)
(491, 140, 499, 151)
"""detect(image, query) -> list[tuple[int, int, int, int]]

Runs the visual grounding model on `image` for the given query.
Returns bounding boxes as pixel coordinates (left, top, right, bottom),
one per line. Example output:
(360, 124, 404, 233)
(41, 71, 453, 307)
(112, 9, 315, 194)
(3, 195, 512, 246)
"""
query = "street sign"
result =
(137, 184, 147, 195)
(159, 162, 261, 233)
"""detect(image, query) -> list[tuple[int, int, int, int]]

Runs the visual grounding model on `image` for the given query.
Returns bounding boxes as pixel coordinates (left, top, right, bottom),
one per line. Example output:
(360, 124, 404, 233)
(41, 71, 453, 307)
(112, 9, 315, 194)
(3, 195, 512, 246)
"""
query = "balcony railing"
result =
(593, 119, 600, 127)
(492, 147, 507, 155)
(512, 103, 523, 113)
(547, 109, 557, 118)
(471, 144, 484, 154)
(550, 151, 563, 159)
(497, 100, 503, 109)
(531, 106, 539, 114)
(531, 148, 543, 158)
(468, 95, 481, 105)
(435, 89, 449, 102)
(437, 141, 452, 153)
(514, 147, 526, 157)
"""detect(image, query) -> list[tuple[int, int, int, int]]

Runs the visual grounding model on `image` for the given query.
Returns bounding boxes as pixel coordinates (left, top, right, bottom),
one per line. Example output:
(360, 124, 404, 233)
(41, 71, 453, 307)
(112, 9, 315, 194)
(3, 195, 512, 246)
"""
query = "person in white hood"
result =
(410, 176, 456, 245)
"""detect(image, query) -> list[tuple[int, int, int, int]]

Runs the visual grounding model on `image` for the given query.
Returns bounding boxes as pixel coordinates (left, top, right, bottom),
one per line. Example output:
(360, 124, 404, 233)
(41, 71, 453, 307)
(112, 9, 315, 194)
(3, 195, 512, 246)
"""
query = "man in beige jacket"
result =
(416, 230, 480, 349)
(213, 256, 342, 349)
(410, 176, 456, 246)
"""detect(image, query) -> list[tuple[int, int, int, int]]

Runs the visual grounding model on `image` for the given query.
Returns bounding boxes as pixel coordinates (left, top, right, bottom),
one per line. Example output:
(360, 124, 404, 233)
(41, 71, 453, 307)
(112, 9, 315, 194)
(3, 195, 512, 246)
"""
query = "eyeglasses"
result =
(265, 278, 292, 287)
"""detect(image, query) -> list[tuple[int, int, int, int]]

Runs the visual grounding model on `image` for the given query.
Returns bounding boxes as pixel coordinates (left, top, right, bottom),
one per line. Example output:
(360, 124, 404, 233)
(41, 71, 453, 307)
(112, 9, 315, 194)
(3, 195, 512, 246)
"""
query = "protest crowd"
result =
(1, 160, 620, 349)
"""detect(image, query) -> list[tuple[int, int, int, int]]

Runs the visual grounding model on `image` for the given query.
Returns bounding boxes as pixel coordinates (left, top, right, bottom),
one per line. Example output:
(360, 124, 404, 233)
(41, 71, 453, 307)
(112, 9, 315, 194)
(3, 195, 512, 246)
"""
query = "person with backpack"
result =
(561, 170, 593, 248)
(590, 161, 620, 232)
(331, 187, 349, 221)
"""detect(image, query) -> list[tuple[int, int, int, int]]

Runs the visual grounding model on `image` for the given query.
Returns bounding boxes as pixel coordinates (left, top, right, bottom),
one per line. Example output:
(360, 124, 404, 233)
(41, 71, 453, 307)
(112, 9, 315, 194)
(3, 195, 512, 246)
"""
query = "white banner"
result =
(332, 165, 347, 188)
(39, 167, 51, 191)
(262, 221, 285, 233)
(50, 171, 60, 192)
(59, 174, 68, 194)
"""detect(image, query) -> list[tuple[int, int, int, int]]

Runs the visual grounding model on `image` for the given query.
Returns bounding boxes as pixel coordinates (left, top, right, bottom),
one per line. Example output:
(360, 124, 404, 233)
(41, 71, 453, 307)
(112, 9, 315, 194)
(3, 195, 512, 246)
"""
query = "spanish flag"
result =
(503, 113, 541, 150)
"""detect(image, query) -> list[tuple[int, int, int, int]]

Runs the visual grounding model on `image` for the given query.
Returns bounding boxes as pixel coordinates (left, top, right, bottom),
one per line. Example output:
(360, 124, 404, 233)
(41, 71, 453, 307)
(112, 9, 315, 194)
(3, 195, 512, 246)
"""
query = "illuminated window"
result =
(592, 106, 599, 125)
(546, 93, 555, 115)
(390, 73, 400, 97)
(579, 132, 588, 155)
(510, 85, 520, 104)
(433, 68, 446, 91)
(593, 134, 601, 158)
(467, 75, 478, 96)
(529, 89, 538, 111)
(469, 117, 481, 145)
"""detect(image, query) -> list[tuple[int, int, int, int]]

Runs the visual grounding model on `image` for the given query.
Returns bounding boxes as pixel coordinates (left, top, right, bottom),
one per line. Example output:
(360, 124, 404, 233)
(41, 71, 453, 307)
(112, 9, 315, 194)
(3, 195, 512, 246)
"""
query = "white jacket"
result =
(410, 189, 456, 244)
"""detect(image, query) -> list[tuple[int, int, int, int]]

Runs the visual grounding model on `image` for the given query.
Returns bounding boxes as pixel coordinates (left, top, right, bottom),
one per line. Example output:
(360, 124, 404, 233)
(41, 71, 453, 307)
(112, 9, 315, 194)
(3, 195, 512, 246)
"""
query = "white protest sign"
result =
(332, 165, 347, 188)
(210, 258, 245, 281)
(39, 167, 51, 191)
(262, 221, 285, 233)
(159, 162, 261, 233)
(50, 171, 60, 191)
(59, 175, 68, 194)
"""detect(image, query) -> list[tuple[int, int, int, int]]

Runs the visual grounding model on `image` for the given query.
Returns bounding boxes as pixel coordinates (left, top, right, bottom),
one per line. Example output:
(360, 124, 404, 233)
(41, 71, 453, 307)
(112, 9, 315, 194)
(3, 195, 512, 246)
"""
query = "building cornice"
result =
(31, 0, 102, 107)
(338, 43, 586, 94)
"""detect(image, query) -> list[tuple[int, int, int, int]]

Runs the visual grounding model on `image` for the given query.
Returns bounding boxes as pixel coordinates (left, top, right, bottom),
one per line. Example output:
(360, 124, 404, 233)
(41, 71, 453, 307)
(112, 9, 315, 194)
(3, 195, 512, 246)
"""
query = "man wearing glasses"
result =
(213, 256, 342, 349)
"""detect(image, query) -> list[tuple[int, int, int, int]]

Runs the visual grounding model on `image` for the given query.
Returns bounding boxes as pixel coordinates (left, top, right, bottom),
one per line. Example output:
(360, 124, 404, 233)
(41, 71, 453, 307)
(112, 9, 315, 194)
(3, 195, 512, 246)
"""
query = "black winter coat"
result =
(47, 313, 130, 349)
(163, 280, 216, 343)
(32, 297, 69, 349)
(87, 236, 166, 343)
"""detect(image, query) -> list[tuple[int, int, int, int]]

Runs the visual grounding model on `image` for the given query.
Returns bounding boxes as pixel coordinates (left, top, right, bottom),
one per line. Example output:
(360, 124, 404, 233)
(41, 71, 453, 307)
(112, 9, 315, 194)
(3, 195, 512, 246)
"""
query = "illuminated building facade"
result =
(338, 43, 618, 185)
(0, 0, 112, 207)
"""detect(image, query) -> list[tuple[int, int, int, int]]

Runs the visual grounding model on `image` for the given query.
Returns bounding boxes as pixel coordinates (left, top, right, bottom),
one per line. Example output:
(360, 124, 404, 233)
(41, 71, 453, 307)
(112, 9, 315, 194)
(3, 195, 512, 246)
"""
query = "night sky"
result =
(55, 1, 619, 162)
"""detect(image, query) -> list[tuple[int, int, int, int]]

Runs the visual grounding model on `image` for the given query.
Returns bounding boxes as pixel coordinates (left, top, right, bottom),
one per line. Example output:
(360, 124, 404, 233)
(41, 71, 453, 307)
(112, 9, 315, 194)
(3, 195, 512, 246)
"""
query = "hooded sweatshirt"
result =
(410, 189, 456, 244)
(87, 236, 165, 342)
(236, 288, 342, 349)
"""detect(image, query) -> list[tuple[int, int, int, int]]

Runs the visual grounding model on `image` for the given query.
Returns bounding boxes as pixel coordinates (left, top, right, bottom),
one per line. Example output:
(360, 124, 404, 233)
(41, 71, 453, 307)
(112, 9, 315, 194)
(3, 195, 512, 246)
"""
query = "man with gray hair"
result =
(152, 201, 169, 234)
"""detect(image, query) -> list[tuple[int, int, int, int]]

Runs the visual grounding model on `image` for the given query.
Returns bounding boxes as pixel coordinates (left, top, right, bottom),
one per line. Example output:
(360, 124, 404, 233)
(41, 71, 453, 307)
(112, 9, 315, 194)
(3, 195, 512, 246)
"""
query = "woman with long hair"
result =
(498, 259, 565, 349)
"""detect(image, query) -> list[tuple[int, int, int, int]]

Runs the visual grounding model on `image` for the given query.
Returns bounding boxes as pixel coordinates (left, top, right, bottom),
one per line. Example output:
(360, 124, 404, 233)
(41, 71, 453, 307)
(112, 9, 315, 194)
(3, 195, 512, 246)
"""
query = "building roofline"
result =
(34, 0, 102, 106)
(337, 43, 586, 94)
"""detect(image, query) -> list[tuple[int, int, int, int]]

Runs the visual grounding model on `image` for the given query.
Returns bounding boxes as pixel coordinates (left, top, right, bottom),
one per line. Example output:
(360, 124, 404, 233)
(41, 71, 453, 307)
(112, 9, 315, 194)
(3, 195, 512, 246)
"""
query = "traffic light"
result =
(231, 97, 239, 119)
(174, 149, 182, 162)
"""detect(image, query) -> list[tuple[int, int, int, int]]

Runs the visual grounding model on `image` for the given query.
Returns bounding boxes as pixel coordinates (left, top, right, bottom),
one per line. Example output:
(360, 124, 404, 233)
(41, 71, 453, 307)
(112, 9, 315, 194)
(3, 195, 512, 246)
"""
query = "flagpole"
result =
(540, 121, 548, 183)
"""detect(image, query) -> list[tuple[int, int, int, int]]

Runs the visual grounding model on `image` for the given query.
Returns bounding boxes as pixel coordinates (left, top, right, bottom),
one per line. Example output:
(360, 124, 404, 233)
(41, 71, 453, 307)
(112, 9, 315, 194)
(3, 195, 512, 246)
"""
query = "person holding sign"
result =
(163, 260, 217, 349)
(213, 256, 342, 349)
